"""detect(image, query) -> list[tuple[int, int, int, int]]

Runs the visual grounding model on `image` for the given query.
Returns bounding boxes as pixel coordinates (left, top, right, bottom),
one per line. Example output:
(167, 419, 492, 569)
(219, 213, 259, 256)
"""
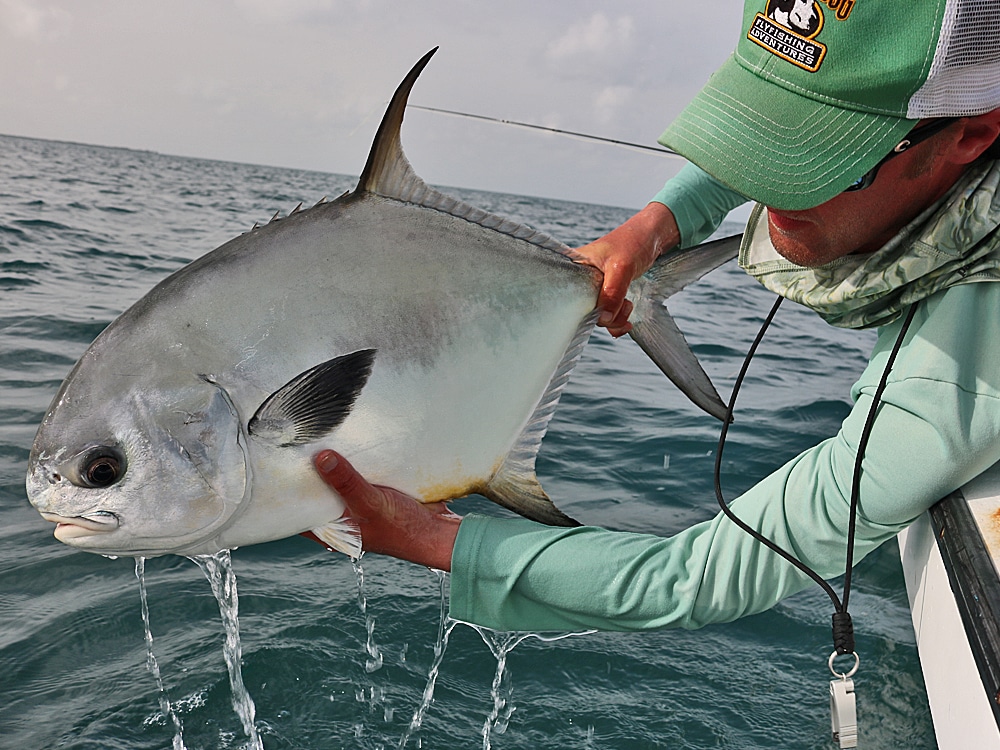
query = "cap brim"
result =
(659, 56, 918, 210)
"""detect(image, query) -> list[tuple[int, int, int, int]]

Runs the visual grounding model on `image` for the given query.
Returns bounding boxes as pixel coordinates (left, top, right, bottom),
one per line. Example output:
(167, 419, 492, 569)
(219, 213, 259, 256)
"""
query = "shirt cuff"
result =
(652, 162, 748, 247)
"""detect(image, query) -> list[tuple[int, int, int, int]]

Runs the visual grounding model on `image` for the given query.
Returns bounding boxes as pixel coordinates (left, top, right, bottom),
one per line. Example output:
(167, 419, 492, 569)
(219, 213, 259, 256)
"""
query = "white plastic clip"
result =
(829, 651, 859, 748)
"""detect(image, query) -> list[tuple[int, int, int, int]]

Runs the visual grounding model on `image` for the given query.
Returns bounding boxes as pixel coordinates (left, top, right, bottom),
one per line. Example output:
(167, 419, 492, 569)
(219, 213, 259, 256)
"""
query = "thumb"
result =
(314, 450, 377, 511)
(596, 261, 633, 325)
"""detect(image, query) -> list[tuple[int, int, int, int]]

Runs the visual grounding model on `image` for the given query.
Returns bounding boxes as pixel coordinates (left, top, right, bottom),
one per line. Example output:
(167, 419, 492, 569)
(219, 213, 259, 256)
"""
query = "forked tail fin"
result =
(627, 234, 741, 421)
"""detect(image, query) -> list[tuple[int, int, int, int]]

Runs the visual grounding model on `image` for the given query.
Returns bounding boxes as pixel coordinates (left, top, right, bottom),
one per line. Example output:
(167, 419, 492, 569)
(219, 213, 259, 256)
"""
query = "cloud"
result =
(232, 0, 338, 24)
(592, 85, 634, 125)
(546, 12, 634, 62)
(0, 0, 71, 40)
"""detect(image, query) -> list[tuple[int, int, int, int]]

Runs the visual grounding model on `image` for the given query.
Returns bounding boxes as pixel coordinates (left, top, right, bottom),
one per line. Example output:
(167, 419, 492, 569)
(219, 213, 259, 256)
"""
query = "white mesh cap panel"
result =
(908, 0, 1000, 118)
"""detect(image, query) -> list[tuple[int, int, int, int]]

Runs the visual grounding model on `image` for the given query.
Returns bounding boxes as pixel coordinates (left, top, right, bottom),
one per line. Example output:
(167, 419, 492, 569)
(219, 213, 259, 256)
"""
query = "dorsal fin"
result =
(355, 48, 570, 257)
(356, 47, 437, 197)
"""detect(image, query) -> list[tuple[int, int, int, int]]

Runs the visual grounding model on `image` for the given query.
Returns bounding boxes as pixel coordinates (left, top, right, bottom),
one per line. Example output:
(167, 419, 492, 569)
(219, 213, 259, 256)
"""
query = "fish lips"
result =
(40, 511, 121, 542)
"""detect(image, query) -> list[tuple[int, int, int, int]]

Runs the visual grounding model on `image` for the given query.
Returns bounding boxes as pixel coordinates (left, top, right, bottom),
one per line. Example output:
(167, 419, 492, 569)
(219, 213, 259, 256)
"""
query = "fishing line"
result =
(408, 105, 685, 158)
(713, 295, 919, 654)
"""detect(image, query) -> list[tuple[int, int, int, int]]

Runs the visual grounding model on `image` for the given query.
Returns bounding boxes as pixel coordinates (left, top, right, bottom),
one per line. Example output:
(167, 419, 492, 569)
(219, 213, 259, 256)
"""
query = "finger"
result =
(314, 450, 381, 514)
(605, 321, 632, 337)
(600, 292, 634, 337)
(596, 263, 632, 327)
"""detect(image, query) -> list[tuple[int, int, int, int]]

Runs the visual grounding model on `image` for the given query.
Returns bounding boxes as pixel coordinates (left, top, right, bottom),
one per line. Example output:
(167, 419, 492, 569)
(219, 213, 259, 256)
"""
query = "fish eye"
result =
(80, 448, 126, 488)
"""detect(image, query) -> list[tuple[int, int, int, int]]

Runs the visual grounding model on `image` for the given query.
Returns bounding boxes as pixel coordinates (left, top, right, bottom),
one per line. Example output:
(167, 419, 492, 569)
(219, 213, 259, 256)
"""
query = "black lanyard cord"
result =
(841, 301, 919, 612)
(714, 295, 918, 653)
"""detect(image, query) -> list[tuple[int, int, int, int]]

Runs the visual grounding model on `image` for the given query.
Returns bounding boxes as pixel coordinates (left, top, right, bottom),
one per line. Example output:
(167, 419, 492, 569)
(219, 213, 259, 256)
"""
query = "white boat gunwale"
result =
(928, 490, 1000, 719)
(900, 471, 1000, 749)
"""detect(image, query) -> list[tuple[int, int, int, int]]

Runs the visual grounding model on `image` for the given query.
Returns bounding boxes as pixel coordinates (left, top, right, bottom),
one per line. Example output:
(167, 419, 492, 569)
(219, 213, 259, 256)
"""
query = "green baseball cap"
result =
(660, 0, 1000, 210)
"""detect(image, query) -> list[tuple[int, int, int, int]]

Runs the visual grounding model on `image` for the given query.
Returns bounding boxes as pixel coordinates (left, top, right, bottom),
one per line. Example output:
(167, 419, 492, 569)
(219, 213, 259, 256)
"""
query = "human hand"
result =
(312, 450, 462, 571)
(573, 202, 680, 337)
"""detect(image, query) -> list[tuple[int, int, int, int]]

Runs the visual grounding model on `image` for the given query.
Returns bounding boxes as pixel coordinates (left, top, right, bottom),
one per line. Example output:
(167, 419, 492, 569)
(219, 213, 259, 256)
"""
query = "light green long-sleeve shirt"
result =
(447, 159, 1000, 633)
(450, 280, 1000, 632)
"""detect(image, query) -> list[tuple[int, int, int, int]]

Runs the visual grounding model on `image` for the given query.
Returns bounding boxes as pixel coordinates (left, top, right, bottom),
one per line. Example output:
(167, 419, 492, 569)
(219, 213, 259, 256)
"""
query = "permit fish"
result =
(26, 49, 737, 558)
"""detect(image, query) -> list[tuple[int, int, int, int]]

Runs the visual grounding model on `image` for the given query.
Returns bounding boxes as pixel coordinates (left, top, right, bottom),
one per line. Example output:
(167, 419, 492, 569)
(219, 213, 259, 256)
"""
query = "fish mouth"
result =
(40, 512, 121, 540)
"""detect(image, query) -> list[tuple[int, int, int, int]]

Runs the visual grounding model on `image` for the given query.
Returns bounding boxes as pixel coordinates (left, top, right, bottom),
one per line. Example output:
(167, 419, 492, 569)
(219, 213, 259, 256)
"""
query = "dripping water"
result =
(135, 557, 188, 750)
(350, 553, 392, 742)
(398, 569, 456, 749)
(190, 550, 263, 750)
(398, 570, 592, 750)
(469, 627, 597, 750)
(353, 554, 384, 674)
(475, 630, 529, 749)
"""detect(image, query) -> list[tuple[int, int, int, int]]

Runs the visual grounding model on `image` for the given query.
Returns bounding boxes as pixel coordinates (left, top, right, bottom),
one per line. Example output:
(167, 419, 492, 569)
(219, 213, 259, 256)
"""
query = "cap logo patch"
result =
(749, 1, 827, 72)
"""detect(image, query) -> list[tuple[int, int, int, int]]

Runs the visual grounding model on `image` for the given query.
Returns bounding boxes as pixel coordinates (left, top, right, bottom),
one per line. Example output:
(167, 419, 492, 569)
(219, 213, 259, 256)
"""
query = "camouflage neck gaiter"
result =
(738, 160, 1000, 329)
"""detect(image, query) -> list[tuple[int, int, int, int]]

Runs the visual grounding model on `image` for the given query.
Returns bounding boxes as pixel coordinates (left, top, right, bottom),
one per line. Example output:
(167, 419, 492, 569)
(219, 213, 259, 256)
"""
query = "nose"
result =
(26, 464, 63, 511)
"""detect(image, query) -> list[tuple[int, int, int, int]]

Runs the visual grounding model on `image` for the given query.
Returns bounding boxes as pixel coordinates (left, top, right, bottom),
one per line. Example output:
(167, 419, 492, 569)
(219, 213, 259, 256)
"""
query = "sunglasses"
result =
(844, 118, 958, 192)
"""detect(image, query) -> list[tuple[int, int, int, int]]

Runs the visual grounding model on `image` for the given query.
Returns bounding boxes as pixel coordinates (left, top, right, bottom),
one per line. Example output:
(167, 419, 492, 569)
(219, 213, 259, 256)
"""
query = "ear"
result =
(950, 109, 1000, 165)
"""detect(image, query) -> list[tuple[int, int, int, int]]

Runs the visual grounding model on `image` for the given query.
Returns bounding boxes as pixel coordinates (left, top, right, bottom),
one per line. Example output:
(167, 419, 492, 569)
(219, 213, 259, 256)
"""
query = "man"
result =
(314, 0, 1000, 634)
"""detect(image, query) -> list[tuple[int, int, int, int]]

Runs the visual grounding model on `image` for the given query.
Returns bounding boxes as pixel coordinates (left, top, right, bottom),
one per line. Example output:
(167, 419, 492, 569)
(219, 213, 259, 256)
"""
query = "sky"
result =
(0, 0, 745, 209)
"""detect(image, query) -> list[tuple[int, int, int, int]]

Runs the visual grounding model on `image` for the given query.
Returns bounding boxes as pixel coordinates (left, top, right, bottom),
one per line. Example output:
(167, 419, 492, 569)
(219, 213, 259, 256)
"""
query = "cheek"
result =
(122, 480, 230, 540)
(115, 446, 233, 540)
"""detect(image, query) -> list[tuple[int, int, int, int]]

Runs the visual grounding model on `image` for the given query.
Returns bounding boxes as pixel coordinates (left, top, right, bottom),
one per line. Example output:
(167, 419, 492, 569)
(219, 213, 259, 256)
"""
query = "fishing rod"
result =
(408, 104, 685, 158)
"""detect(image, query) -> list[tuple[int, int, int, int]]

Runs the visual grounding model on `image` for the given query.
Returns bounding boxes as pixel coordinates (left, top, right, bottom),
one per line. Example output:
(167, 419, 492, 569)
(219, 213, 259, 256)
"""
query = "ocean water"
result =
(0, 133, 937, 749)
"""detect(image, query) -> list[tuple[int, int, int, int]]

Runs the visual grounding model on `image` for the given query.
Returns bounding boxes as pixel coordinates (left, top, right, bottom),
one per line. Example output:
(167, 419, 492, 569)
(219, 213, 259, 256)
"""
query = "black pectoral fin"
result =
(248, 349, 376, 447)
